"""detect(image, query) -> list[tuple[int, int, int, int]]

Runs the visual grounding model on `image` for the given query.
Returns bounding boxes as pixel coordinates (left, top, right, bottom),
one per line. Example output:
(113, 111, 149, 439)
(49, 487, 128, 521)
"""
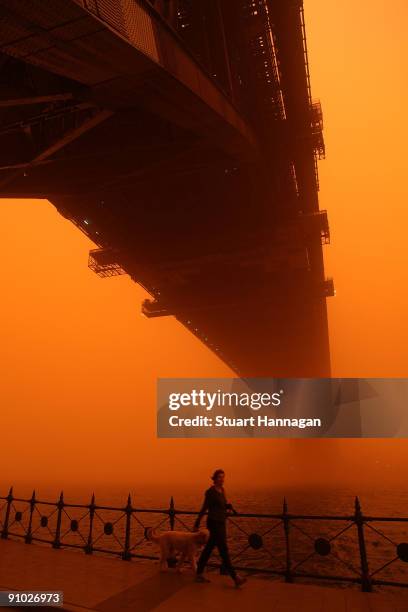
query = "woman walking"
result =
(194, 469, 246, 587)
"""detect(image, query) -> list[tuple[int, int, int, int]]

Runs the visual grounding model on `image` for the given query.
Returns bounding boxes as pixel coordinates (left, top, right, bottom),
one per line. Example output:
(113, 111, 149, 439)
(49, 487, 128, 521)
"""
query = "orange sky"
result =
(0, 0, 407, 496)
(306, 0, 408, 375)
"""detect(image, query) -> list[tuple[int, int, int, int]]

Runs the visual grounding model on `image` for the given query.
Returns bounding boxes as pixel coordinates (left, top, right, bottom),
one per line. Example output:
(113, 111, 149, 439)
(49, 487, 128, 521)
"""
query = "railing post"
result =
(25, 490, 36, 544)
(283, 497, 293, 583)
(169, 496, 175, 531)
(85, 493, 95, 554)
(53, 491, 64, 549)
(354, 497, 372, 592)
(166, 496, 177, 568)
(122, 493, 132, 561)
(1, 487, 13, 539)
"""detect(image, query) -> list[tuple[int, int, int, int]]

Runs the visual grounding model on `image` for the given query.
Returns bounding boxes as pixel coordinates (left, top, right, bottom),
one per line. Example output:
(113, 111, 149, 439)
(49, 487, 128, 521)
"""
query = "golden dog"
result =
(146, 527, 209, 572)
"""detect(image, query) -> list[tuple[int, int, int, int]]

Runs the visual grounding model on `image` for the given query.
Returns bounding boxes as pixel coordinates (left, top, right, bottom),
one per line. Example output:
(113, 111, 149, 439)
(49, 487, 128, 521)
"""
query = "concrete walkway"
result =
(0, 539, 406, 611)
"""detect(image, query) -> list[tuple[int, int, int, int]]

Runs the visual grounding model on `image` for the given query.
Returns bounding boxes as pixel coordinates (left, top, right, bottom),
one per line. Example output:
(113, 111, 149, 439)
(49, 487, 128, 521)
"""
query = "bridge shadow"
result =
(95, 570, 192, 612)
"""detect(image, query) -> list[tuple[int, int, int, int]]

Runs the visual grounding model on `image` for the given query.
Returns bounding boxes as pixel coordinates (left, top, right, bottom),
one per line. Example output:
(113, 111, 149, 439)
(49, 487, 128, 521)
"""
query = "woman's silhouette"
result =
(194, 469, 246, 587)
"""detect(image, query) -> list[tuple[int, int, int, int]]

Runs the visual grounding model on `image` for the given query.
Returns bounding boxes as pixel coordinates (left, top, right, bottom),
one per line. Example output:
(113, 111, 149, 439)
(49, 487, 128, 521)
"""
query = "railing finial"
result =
(53, 492, 64, 549)
(26, 490, 36, 544)
(86, 492, 96, 555)
(354, 496, 371, 592)
(1, 486, 13, 539)
(169, 496, 175, 531)
(282, 497, 291, 583)
(123, 493, 133, 561)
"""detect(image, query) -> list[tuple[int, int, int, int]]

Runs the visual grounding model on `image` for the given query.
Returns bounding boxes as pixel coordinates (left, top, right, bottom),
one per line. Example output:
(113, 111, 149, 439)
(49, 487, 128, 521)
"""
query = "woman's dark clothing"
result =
(196, 486, 231, 522)
(195, 486, 236, 579)
(196, 518, 236, 579)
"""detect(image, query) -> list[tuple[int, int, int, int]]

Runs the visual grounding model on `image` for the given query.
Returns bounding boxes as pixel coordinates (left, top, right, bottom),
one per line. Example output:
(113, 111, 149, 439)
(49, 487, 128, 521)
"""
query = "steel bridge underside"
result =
(0, 0, 331, 376)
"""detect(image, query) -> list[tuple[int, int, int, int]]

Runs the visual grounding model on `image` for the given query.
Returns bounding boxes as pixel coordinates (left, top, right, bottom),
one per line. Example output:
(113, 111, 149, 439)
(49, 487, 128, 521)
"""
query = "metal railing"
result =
(1, 488, 407, 592)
